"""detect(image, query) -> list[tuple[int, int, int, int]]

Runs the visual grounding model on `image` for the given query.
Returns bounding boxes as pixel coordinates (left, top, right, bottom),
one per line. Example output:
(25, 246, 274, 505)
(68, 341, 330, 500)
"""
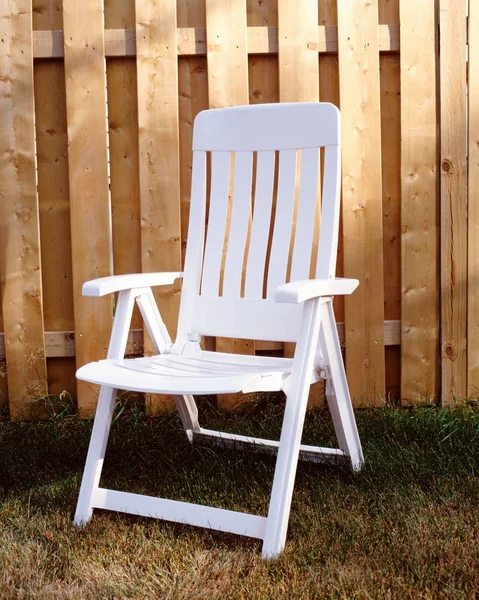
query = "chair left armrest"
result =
(82, 272, 182, 297)
(275, 278, 359, 304)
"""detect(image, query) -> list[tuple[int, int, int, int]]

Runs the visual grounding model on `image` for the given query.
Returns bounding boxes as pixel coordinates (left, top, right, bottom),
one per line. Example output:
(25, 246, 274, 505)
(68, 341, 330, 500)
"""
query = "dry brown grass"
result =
(1, 400, 479, 599)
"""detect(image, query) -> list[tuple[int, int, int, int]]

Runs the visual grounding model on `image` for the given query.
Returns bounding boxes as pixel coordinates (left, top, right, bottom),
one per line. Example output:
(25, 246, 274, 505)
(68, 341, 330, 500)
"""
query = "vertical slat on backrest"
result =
(245, 151, 276, 298)
(290, 147, 320, 282)
(223, 152, 253, 297)
(201, 152, 231, 297)
(266, 149, 297, 297)
(177, 151, 207, 342)
(316, 145, 341, 280)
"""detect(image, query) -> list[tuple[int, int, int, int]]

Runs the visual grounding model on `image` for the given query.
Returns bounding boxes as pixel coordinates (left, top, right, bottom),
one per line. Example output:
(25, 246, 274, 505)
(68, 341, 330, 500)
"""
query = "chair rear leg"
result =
(74, 386, 117, 526)
(174, 394, 200, 442)
(136, 290, 200, 439)
(320, 302, 364, 471)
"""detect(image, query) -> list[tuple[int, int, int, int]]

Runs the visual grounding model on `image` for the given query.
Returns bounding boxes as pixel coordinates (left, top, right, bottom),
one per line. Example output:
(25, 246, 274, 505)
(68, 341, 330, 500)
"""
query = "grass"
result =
(1, 397, 479, 599)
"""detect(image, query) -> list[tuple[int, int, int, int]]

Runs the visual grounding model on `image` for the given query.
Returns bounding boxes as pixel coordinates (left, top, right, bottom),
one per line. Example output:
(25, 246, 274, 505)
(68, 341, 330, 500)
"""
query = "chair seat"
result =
(76, 350, 308, 395)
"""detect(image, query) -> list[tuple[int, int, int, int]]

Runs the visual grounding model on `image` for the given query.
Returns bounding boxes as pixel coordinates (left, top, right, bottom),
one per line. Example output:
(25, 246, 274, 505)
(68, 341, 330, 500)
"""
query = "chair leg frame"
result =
(74, 295, 363, 560)
(136, 289, 200, 438)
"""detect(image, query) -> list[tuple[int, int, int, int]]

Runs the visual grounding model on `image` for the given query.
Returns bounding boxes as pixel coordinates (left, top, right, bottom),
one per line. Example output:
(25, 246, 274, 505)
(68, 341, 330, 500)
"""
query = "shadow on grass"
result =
(1, 400, 479, 598)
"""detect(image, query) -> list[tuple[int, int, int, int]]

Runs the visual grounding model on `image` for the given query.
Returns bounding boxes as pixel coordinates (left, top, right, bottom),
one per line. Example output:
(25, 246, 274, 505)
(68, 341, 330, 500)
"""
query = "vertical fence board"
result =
(319, 0, 342, 324)
(378, 0, 401, 402)
(380, 55, 401, 401)
(378, 0, 398, 23)
(136, 0, 182, 411)
(178, 0, 207, 267)
(337, 0, 386, 405)
(0, 0, 48, 419)
(278, 0, 322, 406)
(468, 0, 479, 397)
(63, 0, 113, 415)
(317, 0, 338, 409)
(107, 60, 142, 331)
(400, 0, 438, 403)
(206, 0, 251, 410)
(439, 0, 467, 403)
(35, 61, 76, 397)
(278, 0, 319, 103)
(106, 0, 141, 332)
(34, 0, 75, 400)
(247, 0, 279, 108)
(32, 0, 62, 29)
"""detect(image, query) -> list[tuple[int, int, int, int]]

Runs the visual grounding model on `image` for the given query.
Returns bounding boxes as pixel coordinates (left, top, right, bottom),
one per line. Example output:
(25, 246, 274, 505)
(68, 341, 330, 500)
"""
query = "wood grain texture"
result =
(316, 0, 339, 409)
(0, 0, 48, 419)
(63, 0, 113, 415)
(32, 0, 62, 29)
(380, 54, 401, 402)
(439, 0, 467, 403)
(33, 0, 75, 398)
(206, 0, 252, 410)
(278, 0, 319, 103)
(278, 0, 322, 406)
(206, 0, 249, 109)
(178, 0, 207, 265)
(337, 0, 386, 405)
(468, 0, 479, 397)
(105, 0, 140, 331)
(107, 59, 142, 330)
(136, 0, 182, 411)
(400, 0, 438, 403)
(32, 24, 400, 59)
(379, 0, 401, 403)
(35, 60, 76, 397)
(378, 0, 398, 24)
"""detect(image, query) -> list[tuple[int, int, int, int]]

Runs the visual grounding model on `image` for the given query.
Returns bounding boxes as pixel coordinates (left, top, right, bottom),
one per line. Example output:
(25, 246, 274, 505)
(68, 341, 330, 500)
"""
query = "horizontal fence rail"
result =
(0, 0, 476, 419)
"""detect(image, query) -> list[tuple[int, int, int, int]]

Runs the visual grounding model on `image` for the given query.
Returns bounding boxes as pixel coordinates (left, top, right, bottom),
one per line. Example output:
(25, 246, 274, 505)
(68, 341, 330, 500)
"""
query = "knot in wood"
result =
(444, 344, 456, 358)
(441, 159, 453, 173)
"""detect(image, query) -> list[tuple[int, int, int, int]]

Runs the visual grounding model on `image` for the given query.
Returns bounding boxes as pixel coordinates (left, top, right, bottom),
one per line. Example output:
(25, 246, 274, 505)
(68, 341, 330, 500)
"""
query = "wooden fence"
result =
(0, 0, 477, 418)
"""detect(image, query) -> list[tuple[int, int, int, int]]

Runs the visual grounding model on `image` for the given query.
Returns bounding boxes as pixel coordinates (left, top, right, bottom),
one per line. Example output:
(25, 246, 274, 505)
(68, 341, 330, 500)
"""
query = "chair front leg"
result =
(74, 385, 117, 525)
(74, 289, 137, 526)
(262, 297, 323, 558)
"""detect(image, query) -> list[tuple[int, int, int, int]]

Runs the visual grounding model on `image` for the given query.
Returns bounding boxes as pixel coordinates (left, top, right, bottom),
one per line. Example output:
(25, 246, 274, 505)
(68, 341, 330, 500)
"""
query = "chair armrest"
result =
(82, 272, 182, 297)
(275, 278, 359, 304)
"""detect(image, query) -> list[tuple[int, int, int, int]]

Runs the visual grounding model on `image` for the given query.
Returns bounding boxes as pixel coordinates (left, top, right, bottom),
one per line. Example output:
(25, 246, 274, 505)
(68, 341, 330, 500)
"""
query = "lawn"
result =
(1, 397, 478, 599)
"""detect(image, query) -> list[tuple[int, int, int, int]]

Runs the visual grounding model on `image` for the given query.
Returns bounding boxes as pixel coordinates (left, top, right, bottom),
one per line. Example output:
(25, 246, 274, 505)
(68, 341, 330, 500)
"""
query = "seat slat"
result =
(291, 147, 319, 281)
(201, 151, 231, 297)
(244, 151, 276, 298)
(266, 149, 297, 297)
(76, 357, 288, 395)
(223, 151, 253, 297)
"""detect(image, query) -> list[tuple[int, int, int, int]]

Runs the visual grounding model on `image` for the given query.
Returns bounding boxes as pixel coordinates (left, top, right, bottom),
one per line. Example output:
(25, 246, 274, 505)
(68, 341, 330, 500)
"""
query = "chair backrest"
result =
(176, 102, 341, 346)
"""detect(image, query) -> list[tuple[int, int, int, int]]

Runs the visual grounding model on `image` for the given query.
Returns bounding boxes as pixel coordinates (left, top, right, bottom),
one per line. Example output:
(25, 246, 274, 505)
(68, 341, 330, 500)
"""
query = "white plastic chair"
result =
(74, 102, 364, 559)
